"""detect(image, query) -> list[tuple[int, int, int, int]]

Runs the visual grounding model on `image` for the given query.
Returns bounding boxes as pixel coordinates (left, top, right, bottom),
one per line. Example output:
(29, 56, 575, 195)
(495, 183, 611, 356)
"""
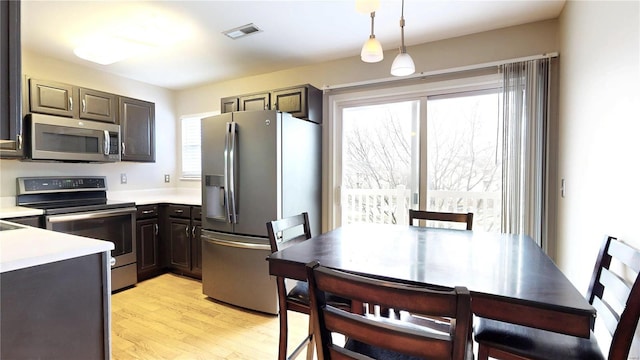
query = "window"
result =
(180, 115, 202, 179)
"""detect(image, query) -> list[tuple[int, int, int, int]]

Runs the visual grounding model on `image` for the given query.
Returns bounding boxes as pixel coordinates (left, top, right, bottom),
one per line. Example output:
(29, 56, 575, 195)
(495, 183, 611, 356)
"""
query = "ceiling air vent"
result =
(223, 23, 262, 39)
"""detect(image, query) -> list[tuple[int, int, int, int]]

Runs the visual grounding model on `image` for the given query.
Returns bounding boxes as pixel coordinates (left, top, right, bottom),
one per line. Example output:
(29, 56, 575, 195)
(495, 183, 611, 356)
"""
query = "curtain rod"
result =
(323, 52, 558, 91)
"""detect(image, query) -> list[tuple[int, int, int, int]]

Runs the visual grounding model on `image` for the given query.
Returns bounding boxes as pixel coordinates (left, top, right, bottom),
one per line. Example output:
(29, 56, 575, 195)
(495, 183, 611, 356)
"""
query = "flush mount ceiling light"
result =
(390, 0, 415, 76)
(73, 12, 192, 65)
(355, 0, 380, 14)
(223, 23, 262, 39)
(361, 12, 383, 63)
(74, 36, 152, 65)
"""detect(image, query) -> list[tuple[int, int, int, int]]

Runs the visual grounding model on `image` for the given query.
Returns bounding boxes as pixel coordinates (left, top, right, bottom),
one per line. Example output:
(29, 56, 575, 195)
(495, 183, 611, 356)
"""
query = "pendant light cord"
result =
(370, 11, 376, 38)
(399, 0, 406, 53)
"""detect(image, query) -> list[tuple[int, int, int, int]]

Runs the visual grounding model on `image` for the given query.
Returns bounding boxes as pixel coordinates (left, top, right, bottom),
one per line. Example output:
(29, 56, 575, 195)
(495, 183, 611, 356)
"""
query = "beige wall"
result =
(557, 1, 640, 285)
(558, 1, 639, 354)
(0, 50, 181, 196)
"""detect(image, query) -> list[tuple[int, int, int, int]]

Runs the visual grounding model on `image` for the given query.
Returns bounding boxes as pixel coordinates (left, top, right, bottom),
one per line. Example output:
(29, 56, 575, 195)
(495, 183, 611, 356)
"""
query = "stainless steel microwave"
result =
(24, 113, 121, 162)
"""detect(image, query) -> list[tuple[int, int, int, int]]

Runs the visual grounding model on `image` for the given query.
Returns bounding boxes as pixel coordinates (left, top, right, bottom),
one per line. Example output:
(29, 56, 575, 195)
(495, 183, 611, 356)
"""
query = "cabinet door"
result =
(220, 96, 238, 113)
(0, 0, 23, 158)
(272, 86, 307, 118)
(191, 220, 202, 278)
(29, 79, 76, 117)
(136, 217, 159, 281)
(272, 84, 322, 124)
(239, 93, 270, 111)
(168, 218, 191, 271)
(79, 88, 117, 123)
(119, 96, 155, 162)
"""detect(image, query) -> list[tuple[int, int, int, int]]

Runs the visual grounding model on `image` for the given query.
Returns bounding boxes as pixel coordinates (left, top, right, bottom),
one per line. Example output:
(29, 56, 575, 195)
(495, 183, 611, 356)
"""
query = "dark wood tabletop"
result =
(267, 223, 596, 338)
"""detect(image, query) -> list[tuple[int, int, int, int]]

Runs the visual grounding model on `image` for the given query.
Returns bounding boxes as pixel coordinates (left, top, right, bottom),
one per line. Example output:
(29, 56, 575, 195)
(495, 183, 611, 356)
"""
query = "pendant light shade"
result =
(390, 0, 415, 76)
(391, 52, 415, 76)
(355, 0, 380, 14)
(361, 12, 383, 63)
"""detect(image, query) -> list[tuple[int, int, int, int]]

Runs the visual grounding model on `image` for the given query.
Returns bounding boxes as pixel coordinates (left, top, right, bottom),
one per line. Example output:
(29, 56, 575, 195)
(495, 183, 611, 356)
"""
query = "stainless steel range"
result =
(16, 176, 137, 291)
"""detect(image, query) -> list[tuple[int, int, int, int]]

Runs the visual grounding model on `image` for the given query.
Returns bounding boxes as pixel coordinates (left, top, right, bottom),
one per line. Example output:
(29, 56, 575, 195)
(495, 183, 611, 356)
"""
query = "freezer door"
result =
(201, 230, 277, 315)
(201, 113, 233, 233)
(231, 111, 280, 237)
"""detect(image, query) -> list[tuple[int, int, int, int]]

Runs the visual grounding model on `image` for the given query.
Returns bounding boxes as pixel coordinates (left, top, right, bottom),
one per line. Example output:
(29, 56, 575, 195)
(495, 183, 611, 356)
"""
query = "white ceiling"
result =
(21, 0, 566, 90)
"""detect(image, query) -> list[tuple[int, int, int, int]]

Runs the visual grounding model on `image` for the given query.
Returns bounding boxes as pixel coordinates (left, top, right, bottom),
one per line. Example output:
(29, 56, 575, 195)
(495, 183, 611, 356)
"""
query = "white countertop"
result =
(0, 221, 114, 273)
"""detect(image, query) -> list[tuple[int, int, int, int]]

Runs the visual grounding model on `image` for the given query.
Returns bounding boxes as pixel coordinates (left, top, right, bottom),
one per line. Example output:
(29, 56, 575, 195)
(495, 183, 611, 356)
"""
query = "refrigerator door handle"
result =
(223, 122, 232, 223)
(202, 236, 271, 251)
(228, 121, 238, 224)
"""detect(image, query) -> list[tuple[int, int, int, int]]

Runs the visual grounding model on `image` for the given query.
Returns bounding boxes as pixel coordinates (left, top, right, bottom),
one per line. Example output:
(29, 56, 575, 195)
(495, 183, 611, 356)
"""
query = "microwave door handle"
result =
(223, 122, 232, 223)
(229, 122, 237, 224)
(103, 130, 110, 155)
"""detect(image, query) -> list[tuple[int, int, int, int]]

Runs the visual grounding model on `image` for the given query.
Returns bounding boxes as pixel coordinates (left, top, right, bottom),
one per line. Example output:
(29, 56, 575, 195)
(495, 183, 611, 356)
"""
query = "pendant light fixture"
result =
(361, 12, 383, 63)
(355, 0, 380, 14)
(390, 0, 415, 76)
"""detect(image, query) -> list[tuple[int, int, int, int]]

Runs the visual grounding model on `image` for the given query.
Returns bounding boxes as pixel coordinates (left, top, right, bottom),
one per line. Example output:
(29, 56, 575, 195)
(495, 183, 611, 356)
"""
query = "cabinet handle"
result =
(154, 224, 158, 235)
(69, 97, 73, 111)
(192, 225, 196, 237)
(82, 99, 86, 113)
(185, 226, 190, 236)
(142, 210, 155, 215)
(174, 209, 184, 214)
(121, 142, 126, 156)
(17, 134, 22, 150)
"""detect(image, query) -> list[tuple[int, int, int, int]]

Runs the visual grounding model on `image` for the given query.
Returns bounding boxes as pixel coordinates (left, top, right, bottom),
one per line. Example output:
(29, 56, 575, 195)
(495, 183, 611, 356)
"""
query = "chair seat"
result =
(287, 281, 351, 309)
(474, 318, 605, 360)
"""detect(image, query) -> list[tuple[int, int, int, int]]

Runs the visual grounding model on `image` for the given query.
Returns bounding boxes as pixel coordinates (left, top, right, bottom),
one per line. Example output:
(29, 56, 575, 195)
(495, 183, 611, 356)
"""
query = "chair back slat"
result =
(609, 239, 640, 273)
(306, 261, 471, 360)
(266, 212, 312, 253)
(408, 210, 474, 230)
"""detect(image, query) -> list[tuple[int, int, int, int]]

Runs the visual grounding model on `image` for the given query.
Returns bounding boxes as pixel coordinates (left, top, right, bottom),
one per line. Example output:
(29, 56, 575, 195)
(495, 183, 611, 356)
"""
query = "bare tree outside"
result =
(341, 92, 502, 231)
(342, 101, 415, 224)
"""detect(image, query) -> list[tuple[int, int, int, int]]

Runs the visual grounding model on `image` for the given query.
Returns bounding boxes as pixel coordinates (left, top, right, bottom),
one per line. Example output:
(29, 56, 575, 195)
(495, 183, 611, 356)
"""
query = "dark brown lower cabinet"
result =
(164, 204, 202, 279)
(136, 205, 162, 281)
(1, 253, 110, 359)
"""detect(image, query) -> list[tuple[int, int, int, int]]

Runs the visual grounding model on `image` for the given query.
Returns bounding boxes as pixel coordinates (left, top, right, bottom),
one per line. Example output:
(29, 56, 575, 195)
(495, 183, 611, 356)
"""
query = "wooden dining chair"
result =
(409, 209, 474, 230)
(267, 213, 351, 360)
(305, 260, 474, 360)
(474, 235, 640, 360)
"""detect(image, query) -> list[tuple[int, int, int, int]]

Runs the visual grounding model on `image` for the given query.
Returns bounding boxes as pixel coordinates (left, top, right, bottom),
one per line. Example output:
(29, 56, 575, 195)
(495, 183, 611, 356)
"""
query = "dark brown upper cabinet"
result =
(28, 79, 117, 123)
(221, 84, 322, 124)
(0, 0, 23, 158)
(29, 79, 75, 118)
(239, 93, 271, 111)
(271, 85, 322, 123)
(119, 96, 155, 162)
(220, 96, 238, 113)
(79, 88, 117, 123)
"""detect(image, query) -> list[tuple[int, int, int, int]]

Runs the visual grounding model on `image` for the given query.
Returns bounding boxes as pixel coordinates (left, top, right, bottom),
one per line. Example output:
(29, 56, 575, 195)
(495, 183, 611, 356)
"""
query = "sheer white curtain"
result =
(501, 59, 550, 247)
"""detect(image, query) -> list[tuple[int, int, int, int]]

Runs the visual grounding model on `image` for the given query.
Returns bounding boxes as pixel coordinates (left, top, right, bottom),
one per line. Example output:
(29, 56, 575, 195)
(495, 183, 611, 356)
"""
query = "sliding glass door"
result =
(334, 82, 503, 232)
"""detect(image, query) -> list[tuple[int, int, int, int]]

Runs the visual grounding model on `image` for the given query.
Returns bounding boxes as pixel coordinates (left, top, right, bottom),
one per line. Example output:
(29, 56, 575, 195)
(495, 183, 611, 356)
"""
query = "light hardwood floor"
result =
(111, 273, 310, 359)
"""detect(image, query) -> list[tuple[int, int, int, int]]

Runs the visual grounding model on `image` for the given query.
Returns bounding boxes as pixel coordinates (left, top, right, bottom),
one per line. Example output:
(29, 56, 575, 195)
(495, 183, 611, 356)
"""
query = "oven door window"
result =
(48, 211, 134, 257)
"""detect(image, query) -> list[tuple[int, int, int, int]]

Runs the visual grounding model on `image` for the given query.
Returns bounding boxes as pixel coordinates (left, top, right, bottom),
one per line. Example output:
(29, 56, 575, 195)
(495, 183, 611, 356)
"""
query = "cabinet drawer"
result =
(136, 205, 158, 219)
(167, 205, 191, 218)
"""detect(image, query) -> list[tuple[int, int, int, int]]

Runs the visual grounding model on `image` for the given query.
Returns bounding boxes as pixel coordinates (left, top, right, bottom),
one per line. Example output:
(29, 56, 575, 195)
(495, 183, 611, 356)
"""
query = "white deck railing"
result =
(342, 187, 501, 232)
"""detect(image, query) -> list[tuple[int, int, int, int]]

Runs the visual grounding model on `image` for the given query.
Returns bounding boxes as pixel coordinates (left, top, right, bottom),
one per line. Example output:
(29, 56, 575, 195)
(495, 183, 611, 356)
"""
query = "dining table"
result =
(267, 223, 596, 338)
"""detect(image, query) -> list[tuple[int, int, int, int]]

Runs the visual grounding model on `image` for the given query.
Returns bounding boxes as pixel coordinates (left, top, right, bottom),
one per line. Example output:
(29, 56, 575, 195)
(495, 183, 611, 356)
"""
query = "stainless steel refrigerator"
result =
(200, 110, 321, 314)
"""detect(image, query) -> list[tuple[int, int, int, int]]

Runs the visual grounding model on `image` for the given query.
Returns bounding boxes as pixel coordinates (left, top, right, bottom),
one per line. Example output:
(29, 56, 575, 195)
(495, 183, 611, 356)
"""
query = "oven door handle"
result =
(46, 207, 137, 223)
